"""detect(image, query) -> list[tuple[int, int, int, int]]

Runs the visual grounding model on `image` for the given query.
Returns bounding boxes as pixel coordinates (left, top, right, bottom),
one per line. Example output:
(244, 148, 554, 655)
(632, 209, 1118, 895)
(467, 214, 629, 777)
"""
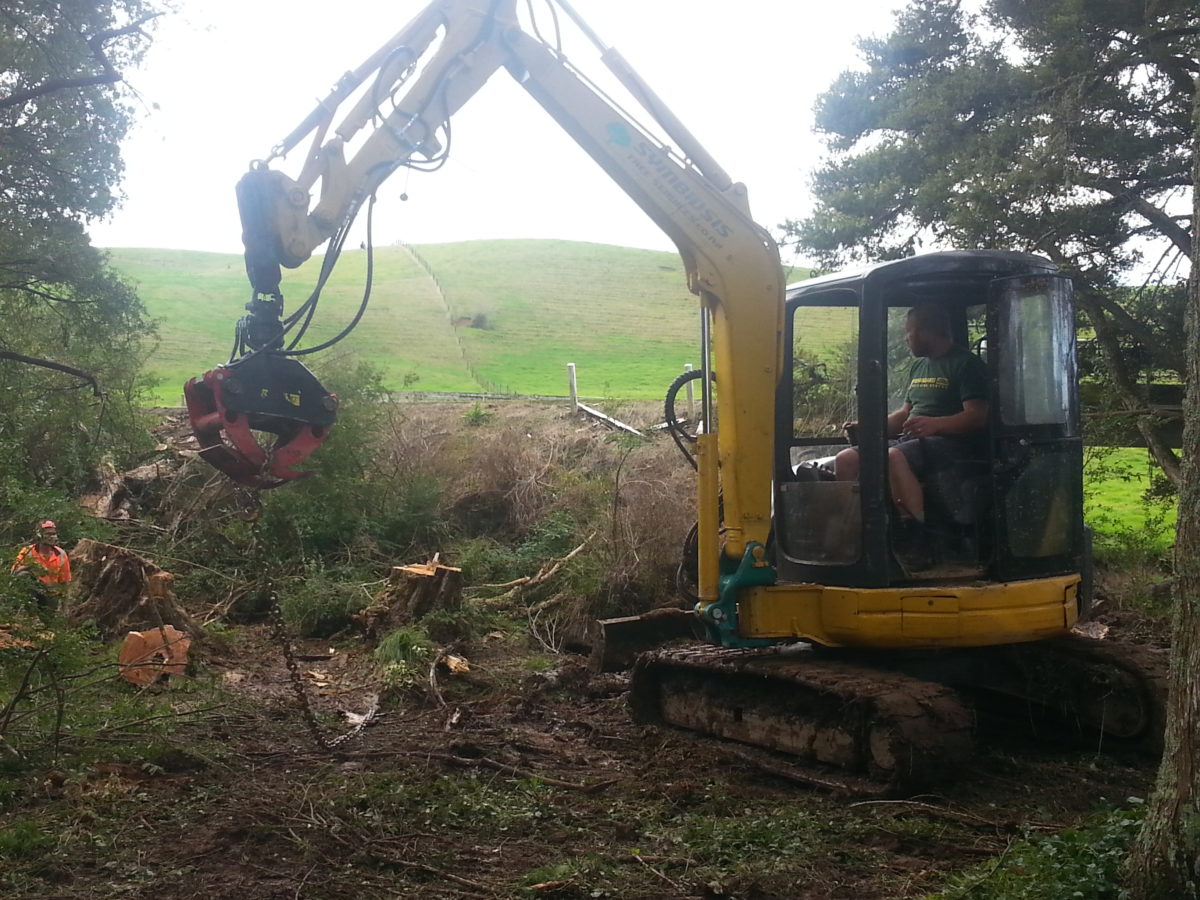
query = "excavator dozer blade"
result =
(184, 354, 338, 489)
(589, 608, 705, 673)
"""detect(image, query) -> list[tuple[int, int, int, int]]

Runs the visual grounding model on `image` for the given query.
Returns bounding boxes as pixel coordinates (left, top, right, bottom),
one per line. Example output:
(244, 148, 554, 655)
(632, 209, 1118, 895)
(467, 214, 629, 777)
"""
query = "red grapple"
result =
(184, 354, 338, 489)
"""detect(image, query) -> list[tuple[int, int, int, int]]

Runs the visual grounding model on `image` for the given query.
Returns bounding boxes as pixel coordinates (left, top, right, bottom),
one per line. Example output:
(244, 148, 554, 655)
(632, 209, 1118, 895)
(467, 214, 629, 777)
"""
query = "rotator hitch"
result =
(185, 296, 338, 489)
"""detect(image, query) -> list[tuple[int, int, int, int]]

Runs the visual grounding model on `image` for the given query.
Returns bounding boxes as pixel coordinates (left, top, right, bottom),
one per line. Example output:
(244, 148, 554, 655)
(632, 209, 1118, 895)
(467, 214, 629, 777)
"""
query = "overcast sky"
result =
(90, 0, 904, 264)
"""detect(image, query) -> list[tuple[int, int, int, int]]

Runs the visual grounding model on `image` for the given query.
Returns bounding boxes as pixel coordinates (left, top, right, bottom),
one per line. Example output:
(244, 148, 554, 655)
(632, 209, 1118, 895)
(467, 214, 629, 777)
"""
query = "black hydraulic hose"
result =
(675, 520, 700, 606)
(287, 192, 379, 357)
(663, 368, 713, 470)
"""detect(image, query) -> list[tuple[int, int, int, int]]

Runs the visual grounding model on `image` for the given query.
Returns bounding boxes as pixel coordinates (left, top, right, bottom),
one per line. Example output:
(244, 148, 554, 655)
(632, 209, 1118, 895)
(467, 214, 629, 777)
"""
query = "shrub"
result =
(277, 570, 370, 638)
(374, 626, 433, 693)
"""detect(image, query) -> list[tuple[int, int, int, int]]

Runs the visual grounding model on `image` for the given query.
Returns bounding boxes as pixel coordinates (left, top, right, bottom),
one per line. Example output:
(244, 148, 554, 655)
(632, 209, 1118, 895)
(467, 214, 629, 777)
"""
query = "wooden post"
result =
(684, 363, 695, 423)
(567, 362, 578, 409)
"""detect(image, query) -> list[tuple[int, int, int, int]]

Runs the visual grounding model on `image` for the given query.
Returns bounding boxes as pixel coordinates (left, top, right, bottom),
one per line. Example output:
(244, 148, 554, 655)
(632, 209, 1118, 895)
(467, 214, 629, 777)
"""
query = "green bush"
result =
(374, 627, 431, 665)
(278, 570, 370, 638)
(374, 626, 433, 693)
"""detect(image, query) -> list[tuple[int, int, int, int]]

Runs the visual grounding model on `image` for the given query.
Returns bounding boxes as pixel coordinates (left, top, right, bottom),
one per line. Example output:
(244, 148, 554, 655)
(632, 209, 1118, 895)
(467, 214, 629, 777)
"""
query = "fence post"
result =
(684, 363, 695, 422)
(567, 362, 578, 409)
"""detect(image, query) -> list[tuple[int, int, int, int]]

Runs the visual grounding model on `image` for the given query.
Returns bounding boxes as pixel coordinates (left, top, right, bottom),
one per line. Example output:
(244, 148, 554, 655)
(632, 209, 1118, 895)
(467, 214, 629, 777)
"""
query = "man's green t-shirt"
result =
(905, 346, 988, 418)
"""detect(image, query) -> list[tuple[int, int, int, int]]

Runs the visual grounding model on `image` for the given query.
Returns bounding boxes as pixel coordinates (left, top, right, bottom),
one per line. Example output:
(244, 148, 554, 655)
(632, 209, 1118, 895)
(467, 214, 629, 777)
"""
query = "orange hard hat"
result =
(39, 520, 56, 531)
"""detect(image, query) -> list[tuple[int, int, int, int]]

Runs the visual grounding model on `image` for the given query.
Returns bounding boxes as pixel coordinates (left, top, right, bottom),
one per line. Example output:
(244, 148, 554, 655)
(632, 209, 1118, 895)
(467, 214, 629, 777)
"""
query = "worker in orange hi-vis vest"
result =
(12, 520, 72, 585)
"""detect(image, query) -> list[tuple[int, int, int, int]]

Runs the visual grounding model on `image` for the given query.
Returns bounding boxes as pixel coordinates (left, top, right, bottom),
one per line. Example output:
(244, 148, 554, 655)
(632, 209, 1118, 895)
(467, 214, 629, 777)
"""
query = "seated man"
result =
(835, 303, 989, 526)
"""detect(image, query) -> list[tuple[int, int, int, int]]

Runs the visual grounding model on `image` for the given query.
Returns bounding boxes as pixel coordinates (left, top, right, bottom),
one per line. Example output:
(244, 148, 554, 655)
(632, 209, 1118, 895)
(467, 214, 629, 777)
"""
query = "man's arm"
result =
(902, 398, 988, 438)
(886, 402, 913, 437)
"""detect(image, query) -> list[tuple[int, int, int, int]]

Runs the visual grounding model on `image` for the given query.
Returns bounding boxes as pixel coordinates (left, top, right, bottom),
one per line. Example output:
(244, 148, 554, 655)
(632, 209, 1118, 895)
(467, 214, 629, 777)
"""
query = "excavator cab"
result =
(775, 250, 1086, 593)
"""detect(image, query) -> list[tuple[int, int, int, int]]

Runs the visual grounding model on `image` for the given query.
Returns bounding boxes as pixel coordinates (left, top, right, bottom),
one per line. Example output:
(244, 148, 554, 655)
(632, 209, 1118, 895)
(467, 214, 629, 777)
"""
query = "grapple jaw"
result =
(184, 354, 338, 489)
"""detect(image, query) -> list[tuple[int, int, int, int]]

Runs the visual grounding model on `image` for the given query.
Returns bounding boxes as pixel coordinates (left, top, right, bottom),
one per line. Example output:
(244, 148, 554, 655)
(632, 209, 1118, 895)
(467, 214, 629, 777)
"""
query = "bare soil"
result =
(2, 401, 1166, 899)
(8, 616, 1159, 900)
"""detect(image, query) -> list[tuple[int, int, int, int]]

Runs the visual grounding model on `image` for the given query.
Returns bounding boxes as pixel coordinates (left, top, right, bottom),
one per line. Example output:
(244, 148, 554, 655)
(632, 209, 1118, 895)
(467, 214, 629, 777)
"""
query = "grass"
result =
(1084, 447, 1176, 556)
(107, 240, 715, 403)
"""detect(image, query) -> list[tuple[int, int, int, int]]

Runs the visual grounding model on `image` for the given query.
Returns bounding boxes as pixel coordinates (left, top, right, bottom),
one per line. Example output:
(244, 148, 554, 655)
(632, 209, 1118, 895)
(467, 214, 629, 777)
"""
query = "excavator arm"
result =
(188, 0, 784, 612)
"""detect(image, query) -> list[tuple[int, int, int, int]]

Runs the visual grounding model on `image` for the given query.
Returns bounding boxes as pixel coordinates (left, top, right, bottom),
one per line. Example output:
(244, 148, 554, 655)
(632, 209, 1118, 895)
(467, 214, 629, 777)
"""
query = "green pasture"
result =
(109, 241, 720, 403)
(1085, 447, 1176, 555)
(108, 241, 816, 404)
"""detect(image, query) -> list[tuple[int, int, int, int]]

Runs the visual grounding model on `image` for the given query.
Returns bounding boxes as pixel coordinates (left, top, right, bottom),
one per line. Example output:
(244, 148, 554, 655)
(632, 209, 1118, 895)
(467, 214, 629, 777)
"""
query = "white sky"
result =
(91, 0, 904, 264)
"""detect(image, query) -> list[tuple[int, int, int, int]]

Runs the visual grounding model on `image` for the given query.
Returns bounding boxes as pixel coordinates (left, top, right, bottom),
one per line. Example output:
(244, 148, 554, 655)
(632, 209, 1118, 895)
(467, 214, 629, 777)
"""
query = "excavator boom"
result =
(188, 0, 783, 600)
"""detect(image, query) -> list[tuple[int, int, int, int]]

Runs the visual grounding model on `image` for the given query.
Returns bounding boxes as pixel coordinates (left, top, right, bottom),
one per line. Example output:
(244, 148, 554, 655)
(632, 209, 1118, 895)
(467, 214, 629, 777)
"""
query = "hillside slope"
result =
(108, 240, 732, 403)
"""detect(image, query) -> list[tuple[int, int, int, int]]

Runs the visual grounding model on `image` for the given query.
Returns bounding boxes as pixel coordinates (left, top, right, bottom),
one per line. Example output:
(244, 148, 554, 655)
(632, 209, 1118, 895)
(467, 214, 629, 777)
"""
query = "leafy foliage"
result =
(0, 1, 164, 509)
(789, 0, 1198, 482)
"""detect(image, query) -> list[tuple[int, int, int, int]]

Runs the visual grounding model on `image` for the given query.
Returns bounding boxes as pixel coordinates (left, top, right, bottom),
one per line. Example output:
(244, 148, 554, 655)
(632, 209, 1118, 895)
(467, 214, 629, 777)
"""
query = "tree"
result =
(786, 0, 1198, 486)
(1125, 76, 1200, 900)
(0, 1, 163, 506)
(791, 1, 1200, 892)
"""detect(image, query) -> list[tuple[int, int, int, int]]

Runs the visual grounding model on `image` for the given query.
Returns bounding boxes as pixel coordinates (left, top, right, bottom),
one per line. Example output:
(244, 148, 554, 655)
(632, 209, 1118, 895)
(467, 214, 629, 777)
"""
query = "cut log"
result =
(117, 625, 191, 686)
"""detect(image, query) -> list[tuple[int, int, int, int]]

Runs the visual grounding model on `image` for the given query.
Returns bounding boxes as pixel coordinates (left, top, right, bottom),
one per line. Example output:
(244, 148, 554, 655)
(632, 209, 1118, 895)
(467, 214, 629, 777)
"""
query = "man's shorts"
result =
(893, 436, 978, 479)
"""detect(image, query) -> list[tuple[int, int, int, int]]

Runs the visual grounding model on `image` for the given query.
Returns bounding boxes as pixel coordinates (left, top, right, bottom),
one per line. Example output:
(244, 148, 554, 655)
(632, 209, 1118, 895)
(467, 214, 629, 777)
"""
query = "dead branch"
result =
(631, 850, 684, 892)
(94, 704, 226, 735)
(362, 851, 495, 896)
(848, 799, 1057, 832)
(471, 534, 593, 607)
(427, 751, 614, 792)
(428, 648, 448, 708)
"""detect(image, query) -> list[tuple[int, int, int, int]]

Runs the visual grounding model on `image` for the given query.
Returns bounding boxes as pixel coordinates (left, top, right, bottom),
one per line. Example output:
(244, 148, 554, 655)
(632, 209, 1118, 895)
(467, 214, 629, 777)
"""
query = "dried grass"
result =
(377, 400, 695, 631)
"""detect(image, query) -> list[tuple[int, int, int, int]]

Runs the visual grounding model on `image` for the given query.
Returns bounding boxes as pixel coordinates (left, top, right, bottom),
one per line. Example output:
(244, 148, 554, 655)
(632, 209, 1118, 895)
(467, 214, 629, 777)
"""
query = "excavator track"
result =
(629, 645, 975, 798)
(975, 635, 1169, 756)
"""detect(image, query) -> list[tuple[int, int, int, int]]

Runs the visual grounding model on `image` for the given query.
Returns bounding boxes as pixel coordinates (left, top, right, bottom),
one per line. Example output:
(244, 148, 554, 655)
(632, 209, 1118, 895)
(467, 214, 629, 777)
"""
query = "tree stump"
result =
(68, 539, 199, 642)
(356, 559, 463, 640)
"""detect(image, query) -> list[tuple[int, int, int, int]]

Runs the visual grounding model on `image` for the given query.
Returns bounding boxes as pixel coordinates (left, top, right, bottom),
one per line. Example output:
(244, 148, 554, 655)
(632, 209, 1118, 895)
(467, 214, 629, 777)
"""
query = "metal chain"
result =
(266, 587, 377, 751)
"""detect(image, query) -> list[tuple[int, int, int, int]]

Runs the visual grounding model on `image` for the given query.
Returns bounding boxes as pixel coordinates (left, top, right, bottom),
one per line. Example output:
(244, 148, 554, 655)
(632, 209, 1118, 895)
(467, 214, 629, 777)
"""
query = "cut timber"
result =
(357, 558, 464, 639)
(68, 539, 199, 642)
(118, 625, 191, 686)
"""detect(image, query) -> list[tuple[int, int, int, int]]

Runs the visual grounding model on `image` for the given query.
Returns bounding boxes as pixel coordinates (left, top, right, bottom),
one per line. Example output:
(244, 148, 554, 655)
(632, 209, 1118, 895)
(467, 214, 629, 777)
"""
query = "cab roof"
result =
(786, 250, 1059, 309)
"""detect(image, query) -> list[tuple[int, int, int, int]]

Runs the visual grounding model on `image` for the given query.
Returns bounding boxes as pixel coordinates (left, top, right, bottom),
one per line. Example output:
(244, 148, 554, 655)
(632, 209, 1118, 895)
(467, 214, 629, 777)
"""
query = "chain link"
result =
(266, 587, 377, 751)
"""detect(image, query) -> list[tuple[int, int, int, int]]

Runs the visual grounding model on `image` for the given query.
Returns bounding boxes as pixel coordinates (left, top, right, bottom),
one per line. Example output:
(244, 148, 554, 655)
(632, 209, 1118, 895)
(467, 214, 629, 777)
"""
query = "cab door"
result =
(987, 274, 1085, 581)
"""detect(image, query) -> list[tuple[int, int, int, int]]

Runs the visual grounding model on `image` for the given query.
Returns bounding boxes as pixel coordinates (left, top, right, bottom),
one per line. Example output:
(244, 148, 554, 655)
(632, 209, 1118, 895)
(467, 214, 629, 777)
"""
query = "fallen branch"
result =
(631, 850, 684, 892)
(367, 852, 495, 896)
(428, 648, 448, 708)
(470, 534, 594, 607)
(95, 703, 227, 735)
(848, 798, 1056, 831)
(430, 751, 615, 792)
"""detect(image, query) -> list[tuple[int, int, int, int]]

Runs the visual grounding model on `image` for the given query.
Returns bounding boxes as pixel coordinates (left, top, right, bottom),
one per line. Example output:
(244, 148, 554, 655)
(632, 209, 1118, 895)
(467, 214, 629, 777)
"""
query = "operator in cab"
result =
(835, 304, 989, 533)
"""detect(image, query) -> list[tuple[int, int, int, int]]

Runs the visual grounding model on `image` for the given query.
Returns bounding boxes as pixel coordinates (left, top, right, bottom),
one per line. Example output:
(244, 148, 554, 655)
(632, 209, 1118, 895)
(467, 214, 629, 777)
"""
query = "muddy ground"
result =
(2, 401, 1168, 898)
(4, 612, 1160, 900)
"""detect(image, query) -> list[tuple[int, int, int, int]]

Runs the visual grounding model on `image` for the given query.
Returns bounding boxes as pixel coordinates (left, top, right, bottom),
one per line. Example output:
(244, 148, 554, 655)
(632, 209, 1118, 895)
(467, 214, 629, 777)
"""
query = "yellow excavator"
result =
(186, 0, 1166, 795)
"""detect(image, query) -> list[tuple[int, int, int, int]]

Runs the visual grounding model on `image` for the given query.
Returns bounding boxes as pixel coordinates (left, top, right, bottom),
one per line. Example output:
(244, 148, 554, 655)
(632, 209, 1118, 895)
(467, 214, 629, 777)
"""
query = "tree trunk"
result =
(1124, 73, 1200, 899)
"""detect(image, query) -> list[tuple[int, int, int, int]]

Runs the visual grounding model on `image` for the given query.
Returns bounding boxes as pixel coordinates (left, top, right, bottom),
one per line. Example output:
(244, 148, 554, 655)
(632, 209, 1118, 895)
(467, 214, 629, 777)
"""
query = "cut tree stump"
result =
(68, 539, 200, 642)
(356, 558, 463, 640)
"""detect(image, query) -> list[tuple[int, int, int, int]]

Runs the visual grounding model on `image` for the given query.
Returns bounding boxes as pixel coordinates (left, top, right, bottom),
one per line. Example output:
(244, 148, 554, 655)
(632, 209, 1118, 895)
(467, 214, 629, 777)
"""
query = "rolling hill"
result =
(108, 240, 815, 404)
